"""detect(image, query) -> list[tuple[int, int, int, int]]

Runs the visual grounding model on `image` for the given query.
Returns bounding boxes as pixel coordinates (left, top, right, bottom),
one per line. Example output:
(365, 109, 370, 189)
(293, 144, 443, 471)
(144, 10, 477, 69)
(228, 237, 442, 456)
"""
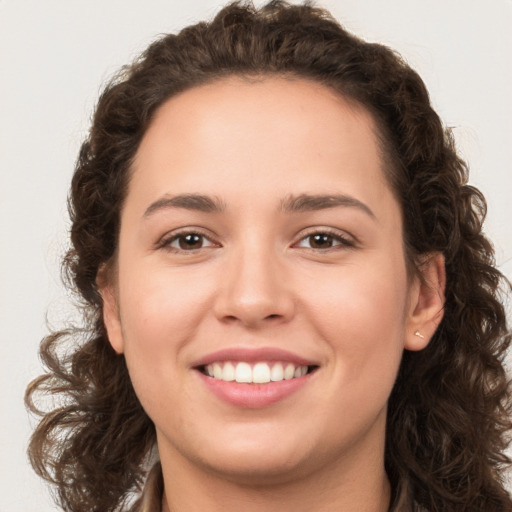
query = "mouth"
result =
(198, 361, 319, 384)
(192, 347, 319, 407)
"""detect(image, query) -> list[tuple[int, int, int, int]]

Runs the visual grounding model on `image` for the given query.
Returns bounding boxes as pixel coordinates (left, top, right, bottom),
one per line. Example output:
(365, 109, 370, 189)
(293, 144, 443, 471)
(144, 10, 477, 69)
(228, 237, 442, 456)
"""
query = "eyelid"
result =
(292, 227, 357, 250)
(156, 227, 220, 252)
(155, 226, 356, 253)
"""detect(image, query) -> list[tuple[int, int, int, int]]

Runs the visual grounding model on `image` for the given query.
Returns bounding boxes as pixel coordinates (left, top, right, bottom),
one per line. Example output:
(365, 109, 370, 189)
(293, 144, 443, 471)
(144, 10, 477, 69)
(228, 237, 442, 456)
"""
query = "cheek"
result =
(302, 259, 408, 385)
(116, 261, 215, 393)
(120, 259, 213, 337)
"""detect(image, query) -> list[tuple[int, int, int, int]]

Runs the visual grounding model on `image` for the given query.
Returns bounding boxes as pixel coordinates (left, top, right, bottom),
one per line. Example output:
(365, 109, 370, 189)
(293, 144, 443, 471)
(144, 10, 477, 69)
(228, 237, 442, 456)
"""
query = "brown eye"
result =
(296, 231, 353, 250)
(308, 234, 335, 249)
(166, 232, 215, 251)
(177, 234, 204, 250)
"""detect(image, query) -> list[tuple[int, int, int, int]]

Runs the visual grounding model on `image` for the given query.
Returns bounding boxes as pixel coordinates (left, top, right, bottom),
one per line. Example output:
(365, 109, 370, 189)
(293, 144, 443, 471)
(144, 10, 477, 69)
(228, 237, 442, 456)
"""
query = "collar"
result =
(137, 462, 163, 512)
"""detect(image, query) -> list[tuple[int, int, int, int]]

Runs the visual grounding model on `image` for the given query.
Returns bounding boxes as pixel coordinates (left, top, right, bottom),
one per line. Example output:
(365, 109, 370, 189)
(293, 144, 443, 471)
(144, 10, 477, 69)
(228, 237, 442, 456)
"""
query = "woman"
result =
(25, 1, 512, 511)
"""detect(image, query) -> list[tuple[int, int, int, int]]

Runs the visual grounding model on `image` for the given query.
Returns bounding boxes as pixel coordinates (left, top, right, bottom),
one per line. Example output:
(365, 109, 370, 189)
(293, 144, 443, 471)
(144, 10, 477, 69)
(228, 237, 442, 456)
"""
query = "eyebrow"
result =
(143, 193, 226, 217)
(143, 192, 375, 219)
(280, 193, 376, 219)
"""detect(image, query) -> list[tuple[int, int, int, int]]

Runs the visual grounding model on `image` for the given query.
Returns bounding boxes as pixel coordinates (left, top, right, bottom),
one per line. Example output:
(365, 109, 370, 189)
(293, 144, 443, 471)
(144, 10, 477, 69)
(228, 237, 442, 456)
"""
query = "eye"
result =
(161, 231, 217, 252)
(295, 231, 354, 250)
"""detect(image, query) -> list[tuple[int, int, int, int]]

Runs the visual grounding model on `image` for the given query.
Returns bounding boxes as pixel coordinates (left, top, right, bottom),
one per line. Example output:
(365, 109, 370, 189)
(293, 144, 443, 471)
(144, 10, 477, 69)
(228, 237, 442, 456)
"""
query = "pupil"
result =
(179, 234, 202, 249)
(311, 234, 332, 248)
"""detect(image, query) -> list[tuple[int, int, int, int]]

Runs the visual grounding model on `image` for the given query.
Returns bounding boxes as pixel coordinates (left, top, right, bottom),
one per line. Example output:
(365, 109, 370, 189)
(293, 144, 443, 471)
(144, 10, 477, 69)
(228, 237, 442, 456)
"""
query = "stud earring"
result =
(414, 330, 425, 339)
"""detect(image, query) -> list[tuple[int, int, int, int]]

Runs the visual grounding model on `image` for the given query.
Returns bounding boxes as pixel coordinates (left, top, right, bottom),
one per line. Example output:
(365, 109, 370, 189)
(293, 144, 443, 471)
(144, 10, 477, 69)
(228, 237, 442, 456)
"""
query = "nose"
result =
(213, 246, 295, 328)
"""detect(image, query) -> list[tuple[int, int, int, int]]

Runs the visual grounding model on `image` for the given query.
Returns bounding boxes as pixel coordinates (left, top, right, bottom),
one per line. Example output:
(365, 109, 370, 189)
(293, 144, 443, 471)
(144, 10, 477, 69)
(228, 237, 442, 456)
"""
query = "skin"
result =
(101, 77, 445, 512)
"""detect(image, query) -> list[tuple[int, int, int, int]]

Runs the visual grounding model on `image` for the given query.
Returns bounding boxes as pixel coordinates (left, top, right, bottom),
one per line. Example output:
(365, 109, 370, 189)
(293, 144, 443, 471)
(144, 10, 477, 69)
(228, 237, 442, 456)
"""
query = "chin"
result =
(200, 452, 313, 487)
(176, 428, 317, 486)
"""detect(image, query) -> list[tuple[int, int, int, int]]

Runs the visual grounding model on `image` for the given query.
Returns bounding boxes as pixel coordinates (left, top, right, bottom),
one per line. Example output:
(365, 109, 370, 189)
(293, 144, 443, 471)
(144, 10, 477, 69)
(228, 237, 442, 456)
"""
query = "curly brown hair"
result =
(25, 1, 512, 511)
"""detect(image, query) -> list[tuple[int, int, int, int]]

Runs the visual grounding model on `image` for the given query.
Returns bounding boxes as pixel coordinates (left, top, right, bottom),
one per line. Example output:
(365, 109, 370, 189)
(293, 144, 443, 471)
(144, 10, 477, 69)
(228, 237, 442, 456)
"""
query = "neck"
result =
(162, 480, 390, 512)
(159, 438, 390, 512)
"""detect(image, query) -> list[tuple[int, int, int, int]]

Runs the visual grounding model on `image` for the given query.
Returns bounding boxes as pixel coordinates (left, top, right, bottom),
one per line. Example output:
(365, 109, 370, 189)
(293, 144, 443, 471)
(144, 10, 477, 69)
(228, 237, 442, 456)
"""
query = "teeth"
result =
(213, 363, 222, 379)
(270, 363, 284, 381)
(222, 361, 235, 381)
(253, 362, 271, 383)
(235, 362, 252, 383)
(284, 363, 295, 380)
(205, 361, 309, 384)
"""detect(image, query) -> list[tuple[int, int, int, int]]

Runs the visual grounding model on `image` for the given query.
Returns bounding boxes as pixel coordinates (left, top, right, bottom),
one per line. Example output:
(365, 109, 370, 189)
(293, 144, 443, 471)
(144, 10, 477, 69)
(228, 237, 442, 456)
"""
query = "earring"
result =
(414, 330, 425, 339)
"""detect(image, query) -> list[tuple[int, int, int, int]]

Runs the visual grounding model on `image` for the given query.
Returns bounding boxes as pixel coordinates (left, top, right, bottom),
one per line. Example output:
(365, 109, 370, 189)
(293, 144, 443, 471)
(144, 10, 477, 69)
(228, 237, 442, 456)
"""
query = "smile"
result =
(193, 347, 319, 408)
(203, 361, 311, 384)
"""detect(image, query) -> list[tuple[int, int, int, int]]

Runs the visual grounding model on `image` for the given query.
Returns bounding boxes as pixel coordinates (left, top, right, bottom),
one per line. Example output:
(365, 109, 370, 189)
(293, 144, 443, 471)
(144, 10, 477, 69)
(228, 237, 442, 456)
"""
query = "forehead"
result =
(140, 76, 380, 155)
(130, 76, 395, 216)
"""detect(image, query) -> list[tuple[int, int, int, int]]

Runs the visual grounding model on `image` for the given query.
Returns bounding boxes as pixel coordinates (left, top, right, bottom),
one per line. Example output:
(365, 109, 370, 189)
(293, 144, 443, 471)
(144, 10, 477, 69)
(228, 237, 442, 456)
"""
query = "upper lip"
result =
(191, 347, 319, 368)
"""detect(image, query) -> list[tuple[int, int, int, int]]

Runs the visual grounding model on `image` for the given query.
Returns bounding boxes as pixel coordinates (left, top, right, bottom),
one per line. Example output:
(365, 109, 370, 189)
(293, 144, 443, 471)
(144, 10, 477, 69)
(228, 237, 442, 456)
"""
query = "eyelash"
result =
(295, 228, 355, 251)
(158, 229, 217, 253)
(157, 228, 355, 253)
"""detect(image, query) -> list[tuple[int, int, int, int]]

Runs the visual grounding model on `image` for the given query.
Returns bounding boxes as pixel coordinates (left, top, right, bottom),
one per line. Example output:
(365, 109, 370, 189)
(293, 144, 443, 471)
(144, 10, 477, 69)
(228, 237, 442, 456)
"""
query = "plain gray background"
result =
(1, 1, 511, 510)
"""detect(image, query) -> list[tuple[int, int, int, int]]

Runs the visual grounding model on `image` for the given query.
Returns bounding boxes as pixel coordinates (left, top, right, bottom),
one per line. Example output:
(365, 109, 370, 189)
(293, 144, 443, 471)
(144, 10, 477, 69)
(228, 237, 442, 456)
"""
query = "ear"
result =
(97, 267, 125, 354)
(405, 252, 446, 351)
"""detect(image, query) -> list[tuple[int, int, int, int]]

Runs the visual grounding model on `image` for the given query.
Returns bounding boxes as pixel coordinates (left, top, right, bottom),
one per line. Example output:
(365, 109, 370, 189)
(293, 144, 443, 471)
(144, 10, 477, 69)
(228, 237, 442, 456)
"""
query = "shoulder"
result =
(129, 462, 163, 512)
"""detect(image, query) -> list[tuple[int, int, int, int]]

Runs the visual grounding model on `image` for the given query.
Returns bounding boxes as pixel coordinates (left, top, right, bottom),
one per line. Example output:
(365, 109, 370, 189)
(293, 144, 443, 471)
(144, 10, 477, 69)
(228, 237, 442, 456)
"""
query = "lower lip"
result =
(197, 371, 312, 408)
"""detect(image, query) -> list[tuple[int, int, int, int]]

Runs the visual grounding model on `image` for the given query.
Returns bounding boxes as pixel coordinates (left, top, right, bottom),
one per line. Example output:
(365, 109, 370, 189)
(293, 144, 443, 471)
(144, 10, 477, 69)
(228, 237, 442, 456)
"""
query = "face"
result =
(102, 77, 441, 485)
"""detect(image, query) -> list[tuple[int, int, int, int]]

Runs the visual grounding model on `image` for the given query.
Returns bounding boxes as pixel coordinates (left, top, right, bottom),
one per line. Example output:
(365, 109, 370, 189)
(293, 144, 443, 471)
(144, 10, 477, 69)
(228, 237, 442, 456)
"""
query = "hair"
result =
(26, 1, 512, 511)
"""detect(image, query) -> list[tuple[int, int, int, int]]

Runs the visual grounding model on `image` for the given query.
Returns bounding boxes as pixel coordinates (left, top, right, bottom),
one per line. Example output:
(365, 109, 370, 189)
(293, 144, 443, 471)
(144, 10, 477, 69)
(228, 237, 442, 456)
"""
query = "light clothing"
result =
(134, 462, 163, 512)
